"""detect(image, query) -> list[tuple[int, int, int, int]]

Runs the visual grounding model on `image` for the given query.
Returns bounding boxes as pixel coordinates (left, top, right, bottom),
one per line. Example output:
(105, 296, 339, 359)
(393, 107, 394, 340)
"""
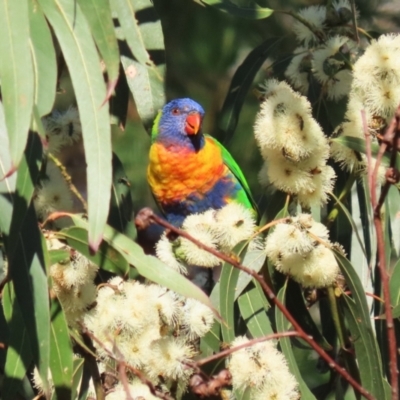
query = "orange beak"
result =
(185, 112, 201, 135)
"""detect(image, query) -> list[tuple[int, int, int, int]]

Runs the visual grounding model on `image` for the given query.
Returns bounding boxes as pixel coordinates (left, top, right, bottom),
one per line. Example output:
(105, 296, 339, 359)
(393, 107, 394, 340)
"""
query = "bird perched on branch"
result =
(147, 98, 257, 226)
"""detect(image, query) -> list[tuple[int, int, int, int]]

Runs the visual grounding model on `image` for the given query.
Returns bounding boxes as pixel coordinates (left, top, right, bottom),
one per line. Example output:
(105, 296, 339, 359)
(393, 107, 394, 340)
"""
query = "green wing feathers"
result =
(205, 135, 258, 215)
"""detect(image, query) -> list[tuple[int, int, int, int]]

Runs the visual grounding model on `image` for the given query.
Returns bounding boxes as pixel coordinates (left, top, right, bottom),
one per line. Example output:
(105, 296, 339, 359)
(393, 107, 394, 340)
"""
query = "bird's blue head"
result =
(151, 98, 206, 151)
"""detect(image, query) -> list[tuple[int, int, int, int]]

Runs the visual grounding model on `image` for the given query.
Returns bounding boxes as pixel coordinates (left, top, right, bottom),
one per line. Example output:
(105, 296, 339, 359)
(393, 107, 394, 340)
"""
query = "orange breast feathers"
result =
(147, 137, 227, 203)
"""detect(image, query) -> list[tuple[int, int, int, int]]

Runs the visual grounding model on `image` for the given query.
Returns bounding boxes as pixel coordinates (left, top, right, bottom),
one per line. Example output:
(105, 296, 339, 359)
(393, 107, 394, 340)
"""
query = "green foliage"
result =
(0, 0, 400, 399)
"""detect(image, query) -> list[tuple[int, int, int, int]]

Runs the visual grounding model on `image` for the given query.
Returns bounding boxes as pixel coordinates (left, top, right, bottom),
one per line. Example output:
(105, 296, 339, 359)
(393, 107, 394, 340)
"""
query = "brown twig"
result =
(146, 211, 375, 400)
(194, 331, 299, 368)
(363, 106, 400, 399)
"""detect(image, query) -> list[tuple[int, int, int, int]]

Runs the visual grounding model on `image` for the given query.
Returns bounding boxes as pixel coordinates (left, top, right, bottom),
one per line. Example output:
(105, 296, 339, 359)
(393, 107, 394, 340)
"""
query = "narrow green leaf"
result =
(219, 262, 239, 343)
(112, 0, 155, 66)
(200, 321, 221, 356)
(357, 177, 375, 265)
(234, 245, 267, 300)
(341, 295, 388, 399)
(335, 251, 387, 398)
(28, 0, 57, 117)
(77, 0, 120, 83)
(68, 215, 216, 313)
(331, 136, 380, 156)
(387, 186, 400, 257)
(108, 153, 135, 236)
(120, 55, 165, 131)
(285, 279, 332, 351)
(8, 206, 50, 394)
(219, 37, 281, 142)
(39, 0, 112, 251)
(48, 249, 70, 266)
(2, 282, 33, 400)
(57, 226, 129, 276)
(391, 303, 400, 319)
(0, 101, 16, 234)
(115, 0, 166, 129)
(238, 287, 273, 338)
(50, 300, 74, 399)
(71, 358, 85, 400)
(330, 191, 368, 260)
(0, 0, 34, 168)
(7, 133, 42, 258)
(389, 258, 400, 306)
(200, 0, 274, 19)
(276, 282, 316, 399)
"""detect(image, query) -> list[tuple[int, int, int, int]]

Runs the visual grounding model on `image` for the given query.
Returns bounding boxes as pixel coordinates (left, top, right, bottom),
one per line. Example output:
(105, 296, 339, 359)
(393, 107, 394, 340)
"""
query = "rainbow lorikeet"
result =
(147, 98, 257, 227)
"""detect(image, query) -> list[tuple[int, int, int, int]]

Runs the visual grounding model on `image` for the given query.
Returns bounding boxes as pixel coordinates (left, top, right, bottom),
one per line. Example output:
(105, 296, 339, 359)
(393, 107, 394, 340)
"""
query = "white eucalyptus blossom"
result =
(292, 6, 326, 46)
(144, 337, 195, 381)
(351, 34, 400, 119)
(228, 336, 299, 399)
(285, 46, 311, 94)
(181, 298, 215, 339)
(106, 381, 159, 400)
(254, 80, 335, 208)
(214, 202, 256, 248)
(312, 36, 357, 100)
(265, 215, 339, 288)
(83, 277, 215, 394)
(50, 251, 98, 325)
(155, 233, 188, 274)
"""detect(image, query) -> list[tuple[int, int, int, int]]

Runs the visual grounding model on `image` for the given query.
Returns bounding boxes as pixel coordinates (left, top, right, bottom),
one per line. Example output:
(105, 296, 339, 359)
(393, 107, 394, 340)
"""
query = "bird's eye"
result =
(171, 108, 180, 115)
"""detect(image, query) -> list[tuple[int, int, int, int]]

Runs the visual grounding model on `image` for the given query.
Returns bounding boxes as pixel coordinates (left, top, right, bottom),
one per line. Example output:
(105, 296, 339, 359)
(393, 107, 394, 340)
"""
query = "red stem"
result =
(363, 107, 400, 399)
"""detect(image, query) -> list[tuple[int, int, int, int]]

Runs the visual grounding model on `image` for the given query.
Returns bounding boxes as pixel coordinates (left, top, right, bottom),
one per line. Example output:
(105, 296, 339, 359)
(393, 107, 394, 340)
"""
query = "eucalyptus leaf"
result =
(0, 101, 16, 234)
(389, 257, 400, 306)
(331, 136, 380, 156)
(77, 0, 120, 84)
(219, 262, 239, 343)
(8, 206, 50, 394)
(335, 251, 387, 398)
(28, 0, 57, 117)
(0, 0, 34, 169)
(115, 0, 166, 130)
(276, 282, 317, 399)
(50, 300, 74, 399)
(2, 282, 33, 400)
(238, 287, 273, 338)
(39, 0, 112, 252)
(200, 0, 274, 19)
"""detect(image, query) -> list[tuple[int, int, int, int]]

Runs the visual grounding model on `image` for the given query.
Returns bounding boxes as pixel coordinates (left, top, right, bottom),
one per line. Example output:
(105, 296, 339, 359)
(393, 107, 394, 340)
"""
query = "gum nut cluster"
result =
(33, 159, 74, 220)
(49, 246, 98, 327)
(156, 202, 256, 271)
(265, 214, 340, 288)
(330, 34, 400, 179)
(83, 276, 214, 392)
(42, 106, 82, 154)
(228, 336, 299, 400)
(254, 80, 336, 208)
